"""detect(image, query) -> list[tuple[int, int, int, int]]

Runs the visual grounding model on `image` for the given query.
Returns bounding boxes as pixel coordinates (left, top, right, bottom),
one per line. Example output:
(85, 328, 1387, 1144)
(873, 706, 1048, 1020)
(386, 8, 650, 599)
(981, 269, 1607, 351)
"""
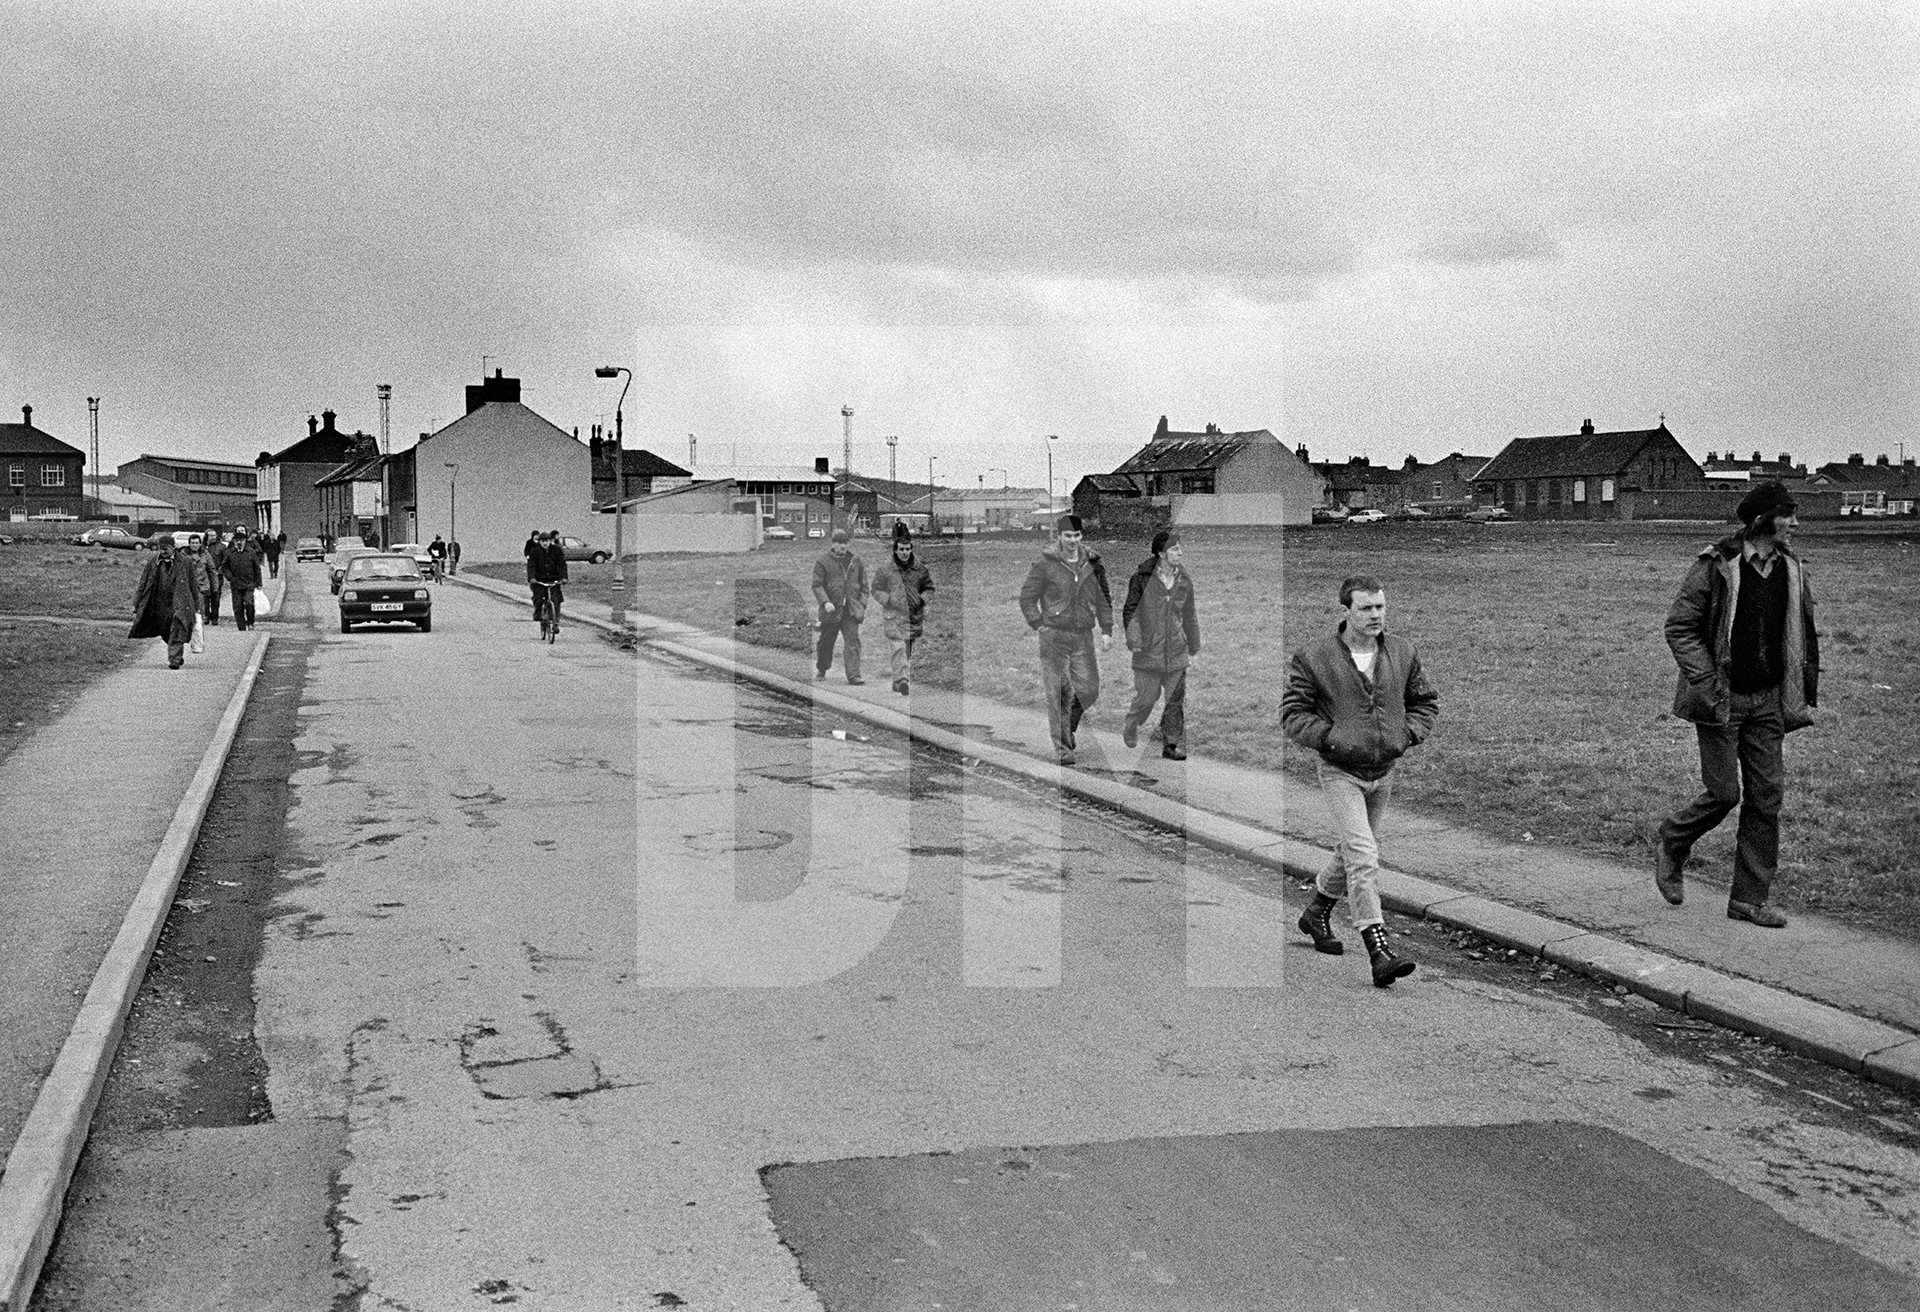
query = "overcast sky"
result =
(3, 0, 1914, 491)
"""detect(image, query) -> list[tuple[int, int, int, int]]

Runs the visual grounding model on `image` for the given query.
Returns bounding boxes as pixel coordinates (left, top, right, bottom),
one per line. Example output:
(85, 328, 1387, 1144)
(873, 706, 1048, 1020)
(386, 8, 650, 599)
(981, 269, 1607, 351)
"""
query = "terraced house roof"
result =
(1475, 424, 1674, 481)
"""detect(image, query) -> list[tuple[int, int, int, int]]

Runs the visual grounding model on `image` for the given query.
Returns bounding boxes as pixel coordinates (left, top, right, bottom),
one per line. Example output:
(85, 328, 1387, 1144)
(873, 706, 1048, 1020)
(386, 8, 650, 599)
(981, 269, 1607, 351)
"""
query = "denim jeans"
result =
(887, 635, 917, 683)
(1315, 761, 1394, 928)
(1038, 627, 1101, 751)
(1125, 666, 1187, 745)
(816, 612, 863, 680)
(1660, 686, 1786, 906)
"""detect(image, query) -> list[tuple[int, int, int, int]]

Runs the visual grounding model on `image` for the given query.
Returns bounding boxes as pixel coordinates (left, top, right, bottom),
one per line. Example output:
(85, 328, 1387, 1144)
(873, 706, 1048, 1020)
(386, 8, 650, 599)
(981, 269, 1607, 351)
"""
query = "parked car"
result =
(1394, 505, 1431, 520)
(169, 530, 206, 550)
(1464, 507, 1513, 523)
(557, 535, 610, 564)
(1311, 506, 1350, 524)
(1346, 508, 1389, 524)
(77, 526, 148, 549)
(294, 537, 327, 562)
(337, 553, 432, 633)
(762, 524, 796, 541)
(328, 546, 382, 594)
(388, 541, 438, 573)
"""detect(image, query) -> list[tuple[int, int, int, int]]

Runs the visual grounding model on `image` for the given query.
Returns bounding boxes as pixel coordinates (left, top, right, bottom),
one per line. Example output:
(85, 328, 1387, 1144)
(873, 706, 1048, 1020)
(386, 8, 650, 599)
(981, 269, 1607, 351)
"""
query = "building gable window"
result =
(1433, 481, 1443, 499)
(1180, 473, 1215, 495)
(1601, 478, 1616, 503)
(1548, 479, 1563, 503)
(1572, 479, 1586, 503)
(41, 465, 65, 487)
(8, 464, 22, 487)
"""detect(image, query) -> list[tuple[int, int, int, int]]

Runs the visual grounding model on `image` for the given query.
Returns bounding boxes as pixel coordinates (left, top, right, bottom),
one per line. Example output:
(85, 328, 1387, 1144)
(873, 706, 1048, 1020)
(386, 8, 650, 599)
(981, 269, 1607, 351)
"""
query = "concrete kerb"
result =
(454, 575, 1920, 1098)
(0, 632, 271, 1312)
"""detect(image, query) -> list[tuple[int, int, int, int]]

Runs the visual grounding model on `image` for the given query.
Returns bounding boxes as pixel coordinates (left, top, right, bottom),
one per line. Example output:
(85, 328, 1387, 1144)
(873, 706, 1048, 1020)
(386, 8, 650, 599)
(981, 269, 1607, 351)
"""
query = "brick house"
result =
(1, 405, 85, 521)
(1472, 419, 1705, 520)
(1809, 453, 1919, 516)
(256, 410, 362, 541)
(1404, 452, 1495, 512)
(314, 435, 387, 544)
(590, 439, 692, 505)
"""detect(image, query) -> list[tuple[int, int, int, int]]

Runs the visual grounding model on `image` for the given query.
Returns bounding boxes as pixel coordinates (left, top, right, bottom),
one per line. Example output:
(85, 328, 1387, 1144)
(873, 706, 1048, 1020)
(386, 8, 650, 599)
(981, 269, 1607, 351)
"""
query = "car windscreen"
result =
(346, 558, 422, 580)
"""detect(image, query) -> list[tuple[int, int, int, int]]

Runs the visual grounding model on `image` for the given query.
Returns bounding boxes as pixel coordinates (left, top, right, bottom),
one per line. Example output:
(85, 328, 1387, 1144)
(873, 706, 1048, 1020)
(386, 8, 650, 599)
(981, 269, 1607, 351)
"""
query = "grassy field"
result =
(510, 520, 1920, 936)
(0, 542, 153, 765)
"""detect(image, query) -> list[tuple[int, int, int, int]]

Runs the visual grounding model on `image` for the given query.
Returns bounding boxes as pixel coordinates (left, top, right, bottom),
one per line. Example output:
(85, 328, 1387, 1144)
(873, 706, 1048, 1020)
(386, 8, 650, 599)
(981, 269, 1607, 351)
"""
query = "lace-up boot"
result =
(1361, 923, 1415, 988)
(1296, 892, 1344, 956)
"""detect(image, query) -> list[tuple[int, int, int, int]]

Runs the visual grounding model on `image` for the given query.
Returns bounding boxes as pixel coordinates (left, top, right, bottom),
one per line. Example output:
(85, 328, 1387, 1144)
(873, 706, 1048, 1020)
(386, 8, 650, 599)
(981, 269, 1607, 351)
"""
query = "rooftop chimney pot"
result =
(308, 415, 318, 437)
(1580, 418, 1594, 435)
(20, 405, 31, 426)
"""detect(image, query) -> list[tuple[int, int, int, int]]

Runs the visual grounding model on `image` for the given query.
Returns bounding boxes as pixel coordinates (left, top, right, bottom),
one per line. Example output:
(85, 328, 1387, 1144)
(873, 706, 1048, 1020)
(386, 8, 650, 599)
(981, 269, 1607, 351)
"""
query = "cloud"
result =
(1416, 225, 1563, 267)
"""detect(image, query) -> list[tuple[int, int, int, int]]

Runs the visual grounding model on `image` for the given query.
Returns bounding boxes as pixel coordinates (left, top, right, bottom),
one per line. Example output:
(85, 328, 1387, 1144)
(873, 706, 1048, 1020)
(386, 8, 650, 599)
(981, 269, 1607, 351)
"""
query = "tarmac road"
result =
(31, 571, 1920, 1309)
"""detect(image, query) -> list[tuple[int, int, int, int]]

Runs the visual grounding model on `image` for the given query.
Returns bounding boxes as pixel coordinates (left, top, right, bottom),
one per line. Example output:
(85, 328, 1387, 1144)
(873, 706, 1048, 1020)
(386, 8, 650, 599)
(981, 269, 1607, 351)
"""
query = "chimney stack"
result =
(1778, 451, 1791, 466)
(321, 409, 337, 432)
(1877, 453, 1891, 466)
(20, 404, 31, 426)
(308, 414, 318, 437)
(1580, 418, 1594, 435)
(814, 457, 831, 475)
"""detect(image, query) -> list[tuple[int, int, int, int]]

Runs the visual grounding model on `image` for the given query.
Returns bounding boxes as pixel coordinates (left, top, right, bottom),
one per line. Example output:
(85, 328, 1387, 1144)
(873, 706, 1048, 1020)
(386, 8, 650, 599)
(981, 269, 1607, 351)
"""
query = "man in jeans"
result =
(1280, 575, 1439, 987)
(1655, 480, 1819, 927)
(810, 527, 868, 684)
(1019, 514, 1113, 765)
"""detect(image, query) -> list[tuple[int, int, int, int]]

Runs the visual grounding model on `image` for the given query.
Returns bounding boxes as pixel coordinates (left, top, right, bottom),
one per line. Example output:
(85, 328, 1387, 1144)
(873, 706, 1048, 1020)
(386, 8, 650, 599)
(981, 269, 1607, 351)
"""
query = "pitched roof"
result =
(131, 453, 257, 474)
(1811, 460, 1919, 491)
(269, 424, 360, 466)
(690, 464, 837, 484)
(0, 422, 83, 458)
(623, 449, 690, 479)
(1114, 430, 1274, 475)
(1475, 426, 1673, 482)
(314, 454, 386, 486)
(1079, 473, 1138, 493)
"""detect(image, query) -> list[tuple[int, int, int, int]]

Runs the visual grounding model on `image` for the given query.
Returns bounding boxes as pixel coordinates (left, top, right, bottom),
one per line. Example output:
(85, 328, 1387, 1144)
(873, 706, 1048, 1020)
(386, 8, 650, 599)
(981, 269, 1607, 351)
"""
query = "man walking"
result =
(1121, 529, 1200, 760)
(263, 531, 282, 579)
(202, 531, 227, 625)
(1280, 575, 1438, 986)
(221, 526, 264, 631)
(1019, 514, 1113, 765)
(870, 521, 934, 695)
(129, 536, 202, 669)
(1654, 480, 1819, 927)
(811, 527, 869, 685)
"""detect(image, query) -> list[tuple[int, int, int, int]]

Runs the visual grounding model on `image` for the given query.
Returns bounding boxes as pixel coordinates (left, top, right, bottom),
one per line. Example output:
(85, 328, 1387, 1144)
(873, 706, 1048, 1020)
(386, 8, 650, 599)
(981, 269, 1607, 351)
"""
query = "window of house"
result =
(1573, 479, 1586, 503)
(41, 465, 65, 487)
(1433, 482, 1443, 499)
(8, 465, 22, 487)
(1601, 479, 1616, 503)
(1180, 473, 1215, 495)
(1548, 479, 1563, 503)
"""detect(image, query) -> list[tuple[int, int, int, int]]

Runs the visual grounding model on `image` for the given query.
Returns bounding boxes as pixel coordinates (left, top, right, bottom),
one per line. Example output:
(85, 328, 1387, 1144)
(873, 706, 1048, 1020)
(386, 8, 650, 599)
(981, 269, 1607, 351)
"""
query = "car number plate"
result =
(371, 602, 404, 612)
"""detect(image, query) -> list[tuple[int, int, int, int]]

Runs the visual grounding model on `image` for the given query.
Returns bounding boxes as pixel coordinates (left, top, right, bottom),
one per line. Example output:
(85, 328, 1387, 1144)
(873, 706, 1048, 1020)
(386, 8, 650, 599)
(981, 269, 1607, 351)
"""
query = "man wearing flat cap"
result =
(1019, 514, 1113, 764)
(811, 525, 869, 685)
(1655, 479, 1820, 927)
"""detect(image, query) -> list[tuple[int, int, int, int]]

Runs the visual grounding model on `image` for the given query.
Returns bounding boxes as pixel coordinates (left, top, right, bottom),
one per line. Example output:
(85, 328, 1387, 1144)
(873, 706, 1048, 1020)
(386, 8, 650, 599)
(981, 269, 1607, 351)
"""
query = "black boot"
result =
(1297, 892, 1344, 956)
(1361, 923, 1414, 988)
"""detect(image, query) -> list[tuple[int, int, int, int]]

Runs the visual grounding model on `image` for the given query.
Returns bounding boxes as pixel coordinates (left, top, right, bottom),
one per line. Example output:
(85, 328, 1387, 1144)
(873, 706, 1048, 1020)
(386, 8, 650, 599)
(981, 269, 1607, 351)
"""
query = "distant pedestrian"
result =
(263, 532, 282, 579)
(1121, 529, 1201, 760)
(221, 527, 265, 631)
(870, 521, 934, 695)
(1654, 481, 1820, 927)
(129, 536, 203, 669)
(810, 527, 868, 684)
(1280, 575, 1438, 986)
(202, 532, 227, 625)
(524, 531, 543, 611)
(449, 539, 462, 576)
(1018, 514, 1113, 765)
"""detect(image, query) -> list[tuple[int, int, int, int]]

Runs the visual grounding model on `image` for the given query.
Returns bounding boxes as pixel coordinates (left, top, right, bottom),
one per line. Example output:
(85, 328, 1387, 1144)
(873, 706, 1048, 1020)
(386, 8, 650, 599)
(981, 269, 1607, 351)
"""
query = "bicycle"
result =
(533, 579, 562, 643)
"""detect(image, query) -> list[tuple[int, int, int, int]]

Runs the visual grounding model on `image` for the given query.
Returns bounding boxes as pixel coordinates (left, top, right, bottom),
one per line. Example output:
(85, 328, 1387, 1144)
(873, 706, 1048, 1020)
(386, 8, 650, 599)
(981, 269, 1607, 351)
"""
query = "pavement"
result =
(1, 562, 1916, 1301)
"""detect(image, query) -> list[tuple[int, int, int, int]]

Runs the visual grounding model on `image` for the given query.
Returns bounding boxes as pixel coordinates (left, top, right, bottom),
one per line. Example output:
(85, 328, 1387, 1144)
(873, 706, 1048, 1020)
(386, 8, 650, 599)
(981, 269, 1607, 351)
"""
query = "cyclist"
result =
(428, 535, 448, 583)
(528, 529, 569, 635)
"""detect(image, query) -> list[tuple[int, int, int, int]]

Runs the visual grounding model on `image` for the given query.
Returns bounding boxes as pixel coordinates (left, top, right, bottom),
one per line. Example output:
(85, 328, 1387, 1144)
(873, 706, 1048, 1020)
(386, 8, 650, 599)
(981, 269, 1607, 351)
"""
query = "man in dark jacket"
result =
(220, 527, 265, 631)
(810, 527, 869, 684)
(870, 521, 934, 695)
(1655, 480, 1819, 927)
(1280, 574, 1439, 986)
(202, 532, 228, 625)
(1019, 514, 1113, 765)
(129, 537, 203, 669)
(1121, 529, 1200, 760)
(528, 529, 569, 625)
(263, 532, 282, 579)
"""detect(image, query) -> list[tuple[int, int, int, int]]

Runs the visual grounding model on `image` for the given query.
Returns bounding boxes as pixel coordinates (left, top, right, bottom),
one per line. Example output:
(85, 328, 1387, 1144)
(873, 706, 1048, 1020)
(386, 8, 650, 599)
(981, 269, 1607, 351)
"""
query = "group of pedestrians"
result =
(813, 478, 1819, 992)
(128, 525, 275, 668)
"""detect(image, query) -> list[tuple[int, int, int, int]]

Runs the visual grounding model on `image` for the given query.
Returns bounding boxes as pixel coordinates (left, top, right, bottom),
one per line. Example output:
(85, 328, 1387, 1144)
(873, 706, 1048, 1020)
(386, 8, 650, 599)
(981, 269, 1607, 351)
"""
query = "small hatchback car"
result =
(338, 553, 432, 633)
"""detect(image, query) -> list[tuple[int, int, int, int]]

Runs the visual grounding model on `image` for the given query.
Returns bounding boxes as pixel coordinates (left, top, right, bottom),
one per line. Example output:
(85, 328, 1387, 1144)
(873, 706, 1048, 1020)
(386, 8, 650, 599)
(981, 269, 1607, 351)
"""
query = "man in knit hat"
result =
(810, 525, 868, 684)
(1654, 480, 1820, 927)
(870, 521, 935, 695)
(1018, 513, 1112, 765)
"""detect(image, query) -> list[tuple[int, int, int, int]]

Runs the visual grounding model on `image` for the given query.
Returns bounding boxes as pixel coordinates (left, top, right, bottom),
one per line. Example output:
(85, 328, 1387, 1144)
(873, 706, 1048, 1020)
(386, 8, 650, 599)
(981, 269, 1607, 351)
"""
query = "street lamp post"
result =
(1046, 434, 1058, 514)
(928, 454, 939, 535)
(444, 464, 458, 575)
(594, 365, 633, 629)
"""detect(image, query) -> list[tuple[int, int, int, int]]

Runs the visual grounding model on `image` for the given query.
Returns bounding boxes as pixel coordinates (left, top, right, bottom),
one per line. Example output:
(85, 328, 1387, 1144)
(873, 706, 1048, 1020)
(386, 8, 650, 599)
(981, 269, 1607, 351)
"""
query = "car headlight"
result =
(341, 590, 357, 601)
(414, 589, 429, 599)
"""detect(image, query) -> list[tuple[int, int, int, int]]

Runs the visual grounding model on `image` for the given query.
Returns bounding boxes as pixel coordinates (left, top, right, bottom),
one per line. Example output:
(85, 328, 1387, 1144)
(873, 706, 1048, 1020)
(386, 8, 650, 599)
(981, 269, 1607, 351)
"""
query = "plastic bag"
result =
(190, 614, 205, 654)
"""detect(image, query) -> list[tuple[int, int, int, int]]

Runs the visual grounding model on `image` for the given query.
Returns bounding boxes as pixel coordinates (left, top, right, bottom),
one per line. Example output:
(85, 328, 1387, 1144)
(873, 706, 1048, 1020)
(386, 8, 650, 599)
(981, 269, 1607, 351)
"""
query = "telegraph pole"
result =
(87, 397, 100, 509)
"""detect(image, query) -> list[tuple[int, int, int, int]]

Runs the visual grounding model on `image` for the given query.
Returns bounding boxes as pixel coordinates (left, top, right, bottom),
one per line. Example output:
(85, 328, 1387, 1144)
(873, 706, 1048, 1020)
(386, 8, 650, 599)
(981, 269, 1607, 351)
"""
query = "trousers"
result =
(1125, 666, 1187, 745)
(1315, 761, 1394, 927)
(817, 611, 863, 680)
(1660, 686, 1786, 906)
(1038, 627, 1100, 751)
